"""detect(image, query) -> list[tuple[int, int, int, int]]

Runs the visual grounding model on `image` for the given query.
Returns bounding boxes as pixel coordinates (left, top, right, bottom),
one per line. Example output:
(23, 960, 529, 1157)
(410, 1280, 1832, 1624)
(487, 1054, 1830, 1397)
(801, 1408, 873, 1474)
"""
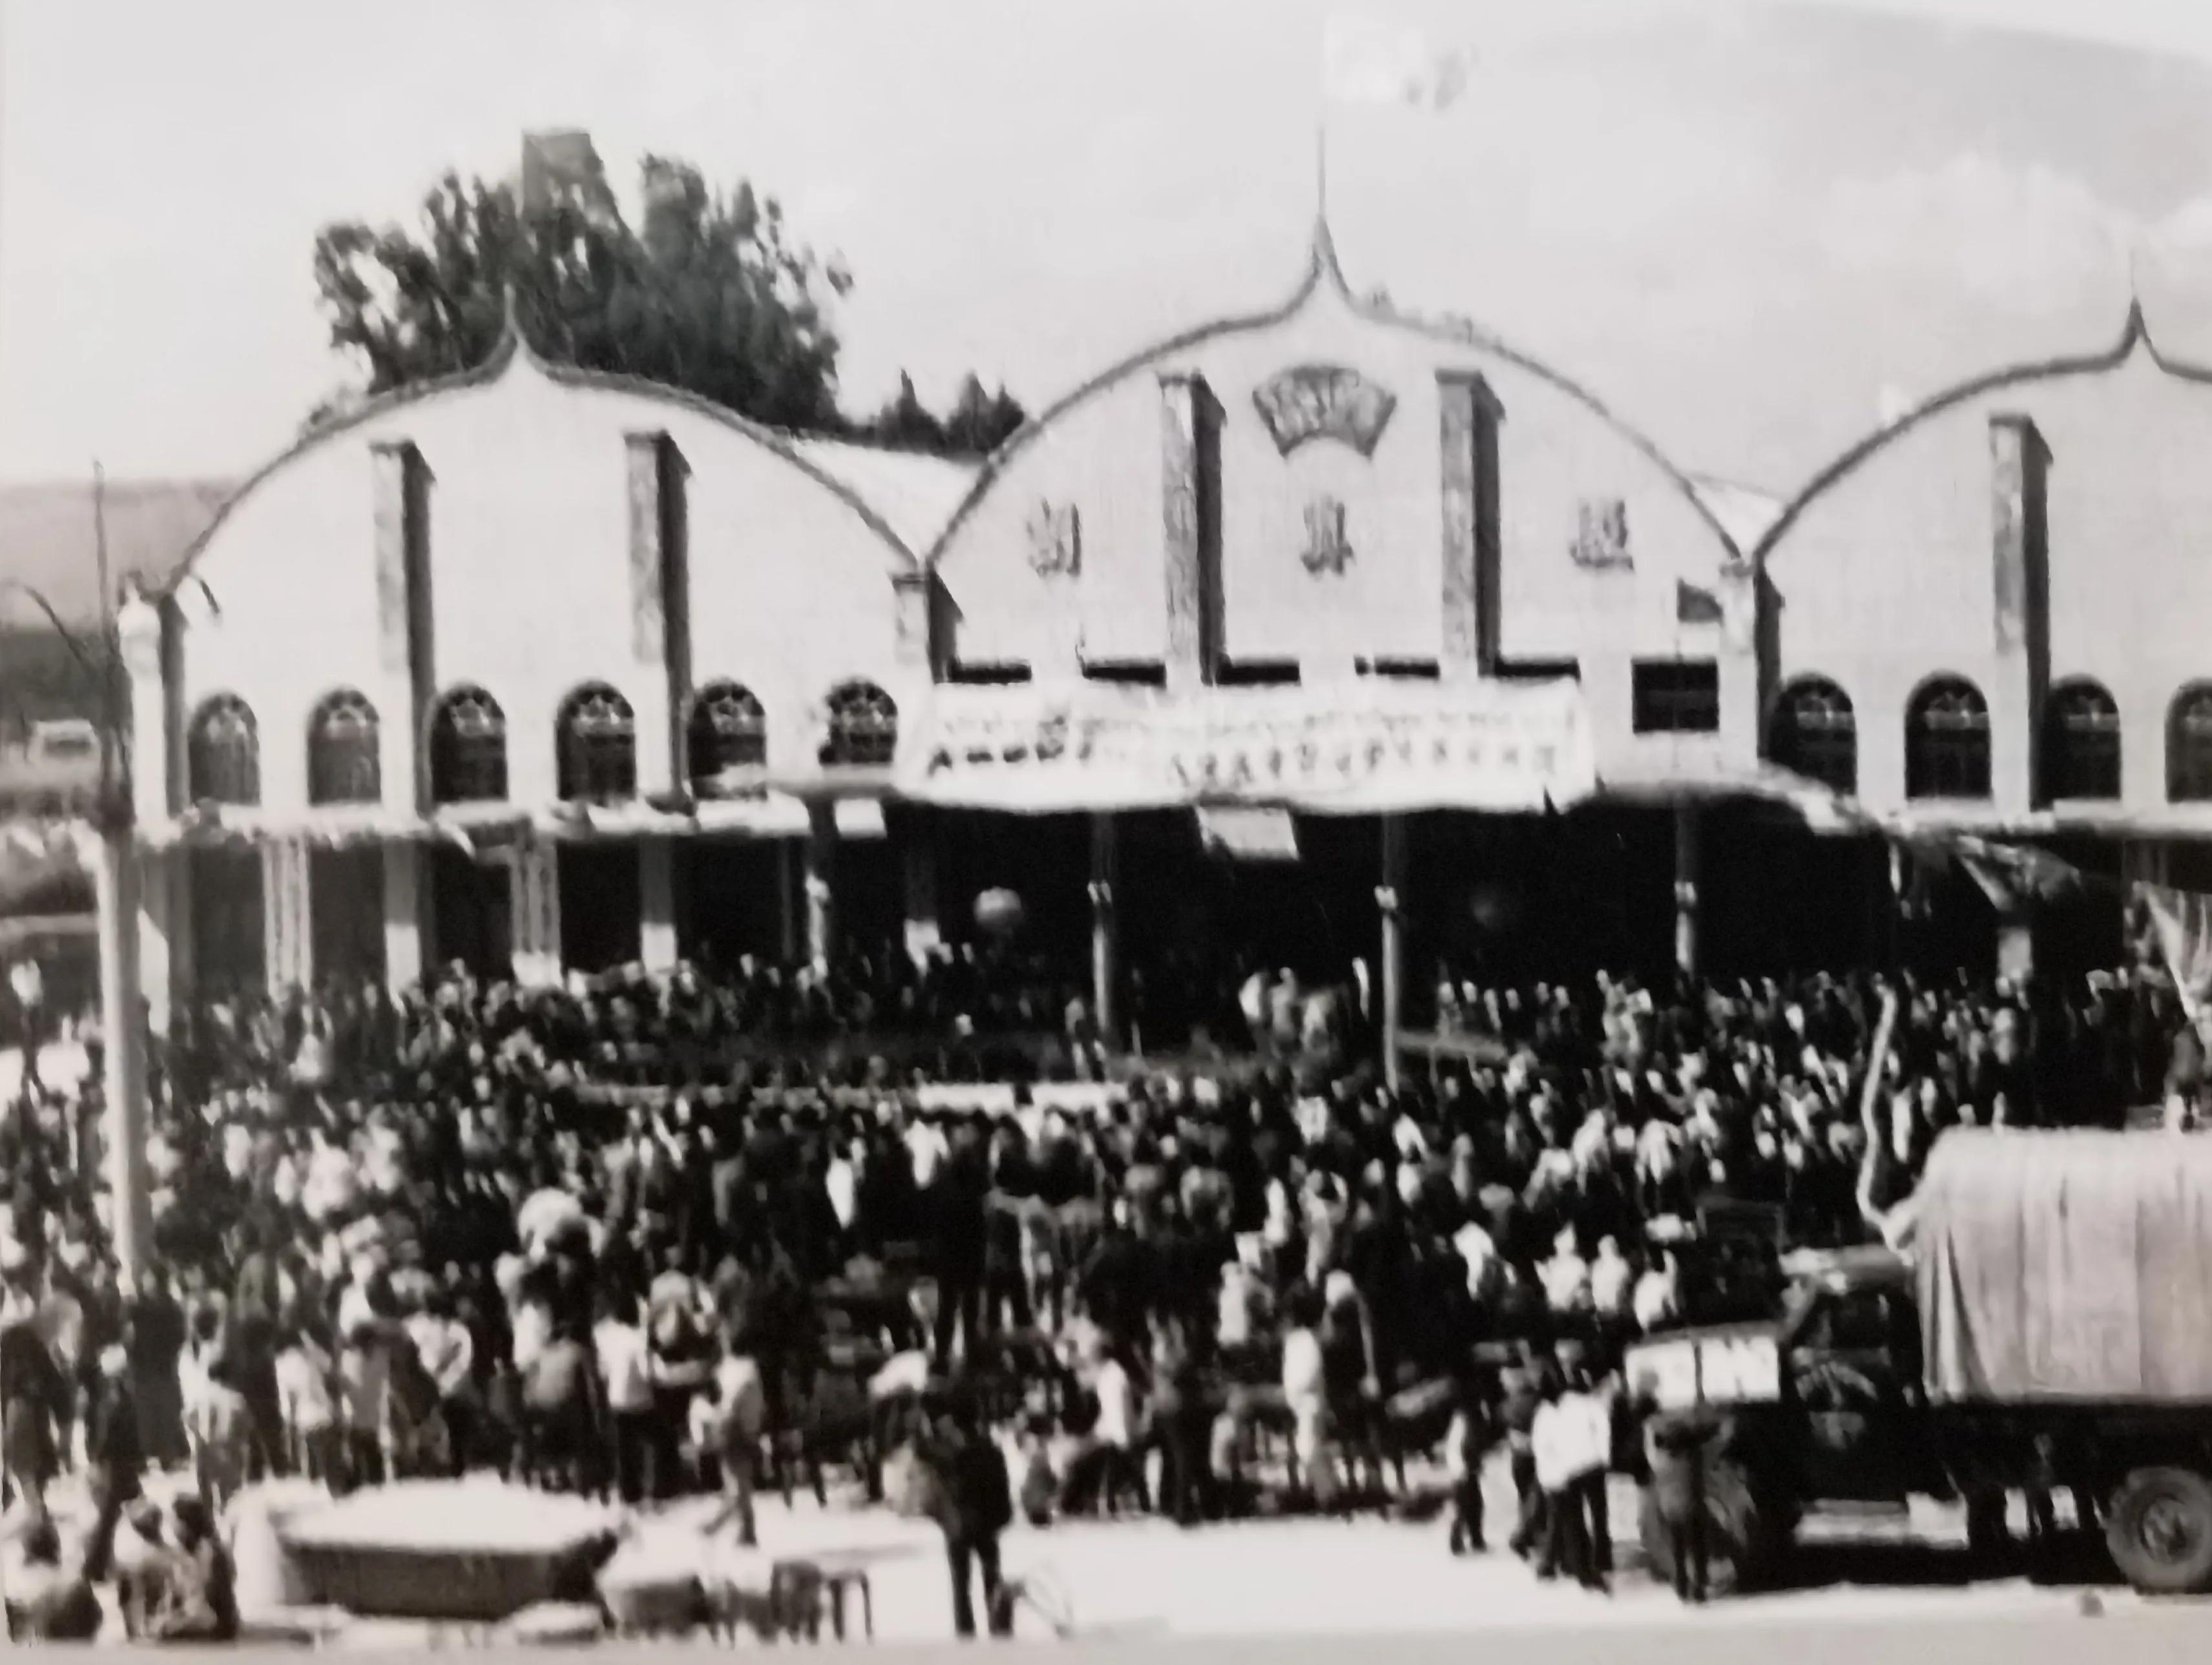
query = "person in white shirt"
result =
(1589, 1237, 1634, 1323)
(593, 1294, 655, 1506)
(1530, 1385, 1595, 1588)
(697, 1348, 766, 1547)
(1541, 1228, 1592, 1314)
(1280, 1293, 1331, 1501)
(359, 1116, 406, 1197)
(8, 959, 43, 1091)
(275, 1324, 339, 1483)
(302, 1134, 358, 1226)
(1216, 1261, 1260, 1355)
(187, 1359, 252, 1518)
(1453, 1219, 1498, 1301)
(905, 1116, 949, 1191)
(407, 1293, 477, 1476)
(1090, 1348, 1144, 1515)
(222, 1122, 255, 1184)
(336, 1318, 391, 1491)
(1633, 1251, 1680, 1334)
(1532, 1362, 1613, 1591)
(826, 1142, 860, 1233)
(510, 1293, 552, 1377)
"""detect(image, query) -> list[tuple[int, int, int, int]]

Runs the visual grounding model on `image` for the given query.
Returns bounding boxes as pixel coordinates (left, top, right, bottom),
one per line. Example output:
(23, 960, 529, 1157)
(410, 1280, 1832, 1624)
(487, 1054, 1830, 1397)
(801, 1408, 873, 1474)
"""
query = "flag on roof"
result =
(1324, 15, 1476, 110)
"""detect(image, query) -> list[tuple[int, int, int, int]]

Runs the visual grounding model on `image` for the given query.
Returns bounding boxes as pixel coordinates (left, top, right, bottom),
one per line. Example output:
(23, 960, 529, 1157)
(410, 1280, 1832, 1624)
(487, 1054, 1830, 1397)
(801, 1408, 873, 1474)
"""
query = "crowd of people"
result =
(0, 932, 2194, 1637)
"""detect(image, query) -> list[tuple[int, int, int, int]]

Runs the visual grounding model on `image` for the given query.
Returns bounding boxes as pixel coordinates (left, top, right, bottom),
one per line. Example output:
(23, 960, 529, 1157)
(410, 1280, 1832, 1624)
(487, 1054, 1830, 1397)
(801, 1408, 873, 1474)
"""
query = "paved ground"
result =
(600, 1479, 2120, 1645)
(8, 1454, 2184, 1648)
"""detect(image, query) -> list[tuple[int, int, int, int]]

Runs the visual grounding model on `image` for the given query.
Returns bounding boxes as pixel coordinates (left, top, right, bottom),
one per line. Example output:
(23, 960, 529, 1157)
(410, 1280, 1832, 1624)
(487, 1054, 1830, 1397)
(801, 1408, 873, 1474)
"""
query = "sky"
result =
(6, 0, 2212, 498)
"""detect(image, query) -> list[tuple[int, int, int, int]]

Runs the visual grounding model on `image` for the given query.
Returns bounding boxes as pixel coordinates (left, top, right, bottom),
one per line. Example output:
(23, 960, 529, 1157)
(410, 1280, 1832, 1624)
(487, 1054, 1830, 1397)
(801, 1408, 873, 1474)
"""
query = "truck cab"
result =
(1622, 1244, 1947, 1587)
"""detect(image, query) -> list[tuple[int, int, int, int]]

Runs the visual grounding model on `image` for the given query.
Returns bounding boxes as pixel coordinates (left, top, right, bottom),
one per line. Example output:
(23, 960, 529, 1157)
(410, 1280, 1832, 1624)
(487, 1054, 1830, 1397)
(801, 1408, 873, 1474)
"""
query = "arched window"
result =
(1770, 677, 1857, 795)
(2041, 680, 2120, 802)
(428, 686, 507, 804)
(2169, 684, 2212, 802)
(556, 683, 637, 802)
(1906, 676, 1991, 800)
(821, 680, 898, 768)
(187, 694, 260, 806)
(688, 681, 767, 793)
(306, 689, 381, 806)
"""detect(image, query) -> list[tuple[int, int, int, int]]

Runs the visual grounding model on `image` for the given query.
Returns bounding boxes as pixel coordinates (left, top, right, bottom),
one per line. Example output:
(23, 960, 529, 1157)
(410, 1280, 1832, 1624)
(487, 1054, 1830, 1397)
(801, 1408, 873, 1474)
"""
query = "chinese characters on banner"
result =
(897, 678, 1596, 814)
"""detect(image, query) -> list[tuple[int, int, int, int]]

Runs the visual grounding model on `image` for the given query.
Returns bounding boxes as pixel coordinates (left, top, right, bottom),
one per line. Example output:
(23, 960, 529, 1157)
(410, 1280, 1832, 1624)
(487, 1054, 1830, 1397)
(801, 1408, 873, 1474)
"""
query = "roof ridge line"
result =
(1756, 293, 2199, 563)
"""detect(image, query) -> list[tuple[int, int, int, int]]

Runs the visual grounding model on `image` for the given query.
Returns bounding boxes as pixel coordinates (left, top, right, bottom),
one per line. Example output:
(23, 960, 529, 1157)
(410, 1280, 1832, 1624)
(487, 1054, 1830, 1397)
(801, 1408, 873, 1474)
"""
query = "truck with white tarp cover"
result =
(1623, 1129, 2212, 1595)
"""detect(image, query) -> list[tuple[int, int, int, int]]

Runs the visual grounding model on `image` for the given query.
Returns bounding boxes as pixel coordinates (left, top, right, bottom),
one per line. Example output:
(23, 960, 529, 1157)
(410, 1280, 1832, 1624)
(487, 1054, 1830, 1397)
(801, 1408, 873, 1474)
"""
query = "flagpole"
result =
(1316, 119, 1328, 227)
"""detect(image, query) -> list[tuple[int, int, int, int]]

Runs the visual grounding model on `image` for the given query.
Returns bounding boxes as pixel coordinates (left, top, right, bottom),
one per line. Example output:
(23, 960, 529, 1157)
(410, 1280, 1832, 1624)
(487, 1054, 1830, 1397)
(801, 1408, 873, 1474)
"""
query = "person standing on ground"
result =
(930, 1122, 992, 1369)
(1445, 1367, 1497, 1556)
(125, 1267, 189, 1471)
(1642, 1394, 1724, 1603)
(81, 1342, 143, 1581)
(1531, 1365, 1608, 1592)
(697, 1340, 766, 1547)
(919, 1387, 1014, 1640)
(408, 1288, 477, 1478)
(0, 1284, 62, 1515)
(1560, 1349, 1616, 1580)
(592, 1291, 654, 1507)
(1497, 1360, 1545, 1558)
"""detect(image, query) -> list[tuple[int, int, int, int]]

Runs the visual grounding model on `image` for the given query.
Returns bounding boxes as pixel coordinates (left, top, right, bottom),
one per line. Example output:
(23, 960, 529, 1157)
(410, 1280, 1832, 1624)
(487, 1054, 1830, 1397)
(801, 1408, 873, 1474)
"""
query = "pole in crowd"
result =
(1378, 812, 1404, 1091)
(90, 460, 154, 1295)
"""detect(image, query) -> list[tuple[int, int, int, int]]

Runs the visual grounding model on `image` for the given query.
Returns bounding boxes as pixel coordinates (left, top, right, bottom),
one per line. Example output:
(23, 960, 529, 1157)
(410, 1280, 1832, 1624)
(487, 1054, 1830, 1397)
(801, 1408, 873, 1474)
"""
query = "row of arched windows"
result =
(183, 679, 900, 809)
(1770, 675, 2204, 802)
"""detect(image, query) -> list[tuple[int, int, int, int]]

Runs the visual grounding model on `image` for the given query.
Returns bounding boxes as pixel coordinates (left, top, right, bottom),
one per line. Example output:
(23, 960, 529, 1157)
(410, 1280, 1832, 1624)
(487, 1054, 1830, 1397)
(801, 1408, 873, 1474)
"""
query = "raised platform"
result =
(276, 1480, 622, 1623)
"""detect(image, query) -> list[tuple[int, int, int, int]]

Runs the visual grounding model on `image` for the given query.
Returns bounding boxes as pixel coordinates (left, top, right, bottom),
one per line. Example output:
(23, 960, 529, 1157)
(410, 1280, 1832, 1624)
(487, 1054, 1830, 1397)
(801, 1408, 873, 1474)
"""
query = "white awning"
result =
(1199, 805, 1301, 861)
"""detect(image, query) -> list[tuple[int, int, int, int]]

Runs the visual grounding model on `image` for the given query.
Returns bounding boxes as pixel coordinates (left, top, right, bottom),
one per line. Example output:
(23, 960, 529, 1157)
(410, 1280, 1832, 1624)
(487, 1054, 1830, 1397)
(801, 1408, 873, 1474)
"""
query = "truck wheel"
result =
(2107, 1467, 2212, 1594)
(1637, 1460, 1786, 1596)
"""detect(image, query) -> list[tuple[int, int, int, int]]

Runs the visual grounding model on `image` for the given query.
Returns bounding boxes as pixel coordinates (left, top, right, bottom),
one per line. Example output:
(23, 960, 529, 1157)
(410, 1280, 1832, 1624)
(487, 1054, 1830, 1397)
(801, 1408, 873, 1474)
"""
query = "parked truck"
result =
(1624, 1127, 2212, 1595)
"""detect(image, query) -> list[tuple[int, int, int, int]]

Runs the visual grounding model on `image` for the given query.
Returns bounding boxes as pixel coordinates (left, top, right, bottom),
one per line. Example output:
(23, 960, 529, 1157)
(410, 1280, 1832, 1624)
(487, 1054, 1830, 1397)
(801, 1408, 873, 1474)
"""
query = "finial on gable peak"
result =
(1306, 121, 1349, 297)
(1310, 208, 1349, 295)
(2122, 238, 2158, 357)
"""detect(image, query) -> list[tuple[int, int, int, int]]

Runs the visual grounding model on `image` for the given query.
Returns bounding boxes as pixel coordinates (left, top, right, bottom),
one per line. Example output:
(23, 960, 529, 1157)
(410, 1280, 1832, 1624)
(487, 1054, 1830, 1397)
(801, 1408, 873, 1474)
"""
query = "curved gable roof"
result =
(161, 310, 922, 602)
(1754, 299, 2205, 563)
(924, 217, 1746, 567)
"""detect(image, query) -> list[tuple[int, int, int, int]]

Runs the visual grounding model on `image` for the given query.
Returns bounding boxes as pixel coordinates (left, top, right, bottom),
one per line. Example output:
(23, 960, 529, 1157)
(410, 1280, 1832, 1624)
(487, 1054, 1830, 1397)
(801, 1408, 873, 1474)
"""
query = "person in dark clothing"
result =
(1149, 1319, 1213, 1526)
(219, 1301, 285, 1481)
(81, 1343, 143, 1583)
(1642, 1397, 1724, 1602)
(521, 1319, 603, 1497)
(918, 1390, 1014, 1639)
(0, 1306, 65, 1513)
(930, 1132, 992, 1368)
(1497, 1362, 1545, 1558)
(125, 1269, 189, 1469)
(1446, 1369, 1497, 1556)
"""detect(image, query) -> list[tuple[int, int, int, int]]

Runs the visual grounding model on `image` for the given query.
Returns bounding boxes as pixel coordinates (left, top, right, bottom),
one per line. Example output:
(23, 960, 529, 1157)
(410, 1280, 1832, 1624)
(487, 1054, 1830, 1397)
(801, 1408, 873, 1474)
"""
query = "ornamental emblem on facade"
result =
(1570, 497, 1631, 569)
(1300, 496, 1355, 576)
(1026, 501, 1081, 578)
(1253, 365, 1397, 459)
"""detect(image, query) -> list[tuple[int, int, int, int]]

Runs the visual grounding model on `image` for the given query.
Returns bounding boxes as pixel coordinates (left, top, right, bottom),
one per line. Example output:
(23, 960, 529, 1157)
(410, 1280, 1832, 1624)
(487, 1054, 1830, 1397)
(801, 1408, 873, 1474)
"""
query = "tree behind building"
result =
(310, 147, 1024, 456)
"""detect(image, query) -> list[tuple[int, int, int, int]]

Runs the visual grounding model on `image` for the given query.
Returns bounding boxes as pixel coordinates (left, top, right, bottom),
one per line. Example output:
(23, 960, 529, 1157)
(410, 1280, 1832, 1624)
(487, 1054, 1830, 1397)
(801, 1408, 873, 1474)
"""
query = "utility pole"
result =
(90, 463, 151, 1294)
